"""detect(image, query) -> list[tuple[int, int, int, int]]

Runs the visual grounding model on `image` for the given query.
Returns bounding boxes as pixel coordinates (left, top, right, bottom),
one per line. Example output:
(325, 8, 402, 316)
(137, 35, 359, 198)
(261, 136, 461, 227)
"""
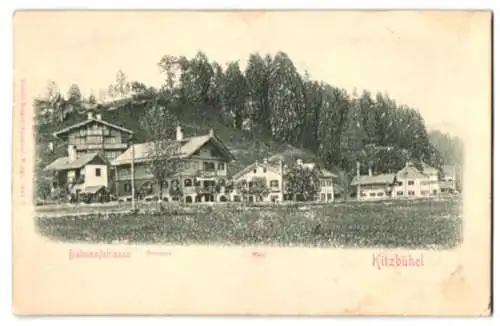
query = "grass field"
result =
(35, 197, 462, 249)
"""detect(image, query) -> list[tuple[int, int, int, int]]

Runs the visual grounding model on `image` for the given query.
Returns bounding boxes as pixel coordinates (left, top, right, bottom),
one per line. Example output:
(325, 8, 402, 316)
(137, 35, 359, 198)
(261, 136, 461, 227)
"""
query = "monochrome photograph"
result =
(12, 10, 491, 316)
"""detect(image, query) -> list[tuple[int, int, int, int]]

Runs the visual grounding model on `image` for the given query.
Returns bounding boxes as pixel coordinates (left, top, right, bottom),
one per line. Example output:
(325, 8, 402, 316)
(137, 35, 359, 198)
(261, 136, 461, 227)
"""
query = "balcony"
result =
(198, 169, 226, 178)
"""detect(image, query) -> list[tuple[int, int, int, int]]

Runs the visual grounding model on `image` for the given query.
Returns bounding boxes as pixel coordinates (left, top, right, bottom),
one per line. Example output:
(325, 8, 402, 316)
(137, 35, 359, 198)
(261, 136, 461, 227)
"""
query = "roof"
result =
(442, 164, 456, 178)
(232, 161, 282, 180)
(350, 174, 396, 186)
(396, 164, 428, 179)
(52, 118, 133, 139)
(111, 133, 235, 166)
(422, 162, 439, 175)
(44, 152, 108, 171)
(71, 184, 106, 194)
(319, 168, 337, 178)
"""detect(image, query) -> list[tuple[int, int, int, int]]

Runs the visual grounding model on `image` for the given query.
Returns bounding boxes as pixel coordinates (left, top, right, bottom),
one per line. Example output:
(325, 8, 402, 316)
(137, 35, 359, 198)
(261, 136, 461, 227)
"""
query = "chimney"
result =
(209, 128, 214, 137)
(96, 113, 102, 120)
(368, 167, 373, 176)
(68, 145, 77, 162)
(356, 161, 360, 177)
(176, 125, 184, 141)
(87, 112, 94, 120)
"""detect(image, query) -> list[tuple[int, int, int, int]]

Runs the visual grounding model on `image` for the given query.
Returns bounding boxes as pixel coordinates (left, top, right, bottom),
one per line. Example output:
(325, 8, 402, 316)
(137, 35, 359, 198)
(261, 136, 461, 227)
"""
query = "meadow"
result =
(35, 197, 462, 249)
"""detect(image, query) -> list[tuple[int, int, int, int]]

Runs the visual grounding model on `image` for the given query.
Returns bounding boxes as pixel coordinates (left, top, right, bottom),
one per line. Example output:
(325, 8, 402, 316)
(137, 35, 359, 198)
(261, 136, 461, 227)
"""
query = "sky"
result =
(13, 11, 491, 138)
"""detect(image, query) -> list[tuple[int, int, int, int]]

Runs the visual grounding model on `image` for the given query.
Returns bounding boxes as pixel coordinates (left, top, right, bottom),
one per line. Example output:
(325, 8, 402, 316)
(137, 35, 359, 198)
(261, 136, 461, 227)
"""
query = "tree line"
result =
(35, 50, 448, 180)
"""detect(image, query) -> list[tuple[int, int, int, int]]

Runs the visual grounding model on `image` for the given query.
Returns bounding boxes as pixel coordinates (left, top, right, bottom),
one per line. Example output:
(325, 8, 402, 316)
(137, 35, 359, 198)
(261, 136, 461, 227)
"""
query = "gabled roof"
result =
(232, 161, 282, 180)
(52, 118, 133, 139)
(44, 152, 108, 171)
(351, 174, 396, 186)
(421, 162, 439, 175)
(111, 133, 235, 166)
(396, 164, 428, 179)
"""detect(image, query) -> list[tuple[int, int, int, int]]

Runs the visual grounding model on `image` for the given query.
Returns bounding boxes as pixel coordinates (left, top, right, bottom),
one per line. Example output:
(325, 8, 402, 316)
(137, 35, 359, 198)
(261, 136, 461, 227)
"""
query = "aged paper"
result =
(12, 10, 491, 315)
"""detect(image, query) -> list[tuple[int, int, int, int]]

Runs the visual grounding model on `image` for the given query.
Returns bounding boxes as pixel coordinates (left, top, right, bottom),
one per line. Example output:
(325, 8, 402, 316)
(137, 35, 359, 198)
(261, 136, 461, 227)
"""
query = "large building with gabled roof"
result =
(111, 126, 236, 202)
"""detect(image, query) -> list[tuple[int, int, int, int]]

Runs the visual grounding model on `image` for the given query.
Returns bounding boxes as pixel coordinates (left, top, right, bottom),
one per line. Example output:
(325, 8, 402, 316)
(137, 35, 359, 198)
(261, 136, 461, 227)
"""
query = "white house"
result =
(231, 158, 285, 202)
(351, 161, 441, 201)
(44, 145, 110, 201)
(295, 159, 336, 202)
(392, 162, 439, 198)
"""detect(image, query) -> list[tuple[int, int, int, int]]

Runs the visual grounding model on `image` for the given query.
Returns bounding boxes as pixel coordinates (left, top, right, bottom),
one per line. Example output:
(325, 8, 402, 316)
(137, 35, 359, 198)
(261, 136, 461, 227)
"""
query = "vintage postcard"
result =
(12, 10, 492, 315)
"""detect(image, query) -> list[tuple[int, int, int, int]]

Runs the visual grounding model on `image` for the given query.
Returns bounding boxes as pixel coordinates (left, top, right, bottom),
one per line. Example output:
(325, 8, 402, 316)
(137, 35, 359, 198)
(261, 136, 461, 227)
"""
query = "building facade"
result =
(231, 159, 285, 203)
(351, 162, 441, 201)
(44, 148, 110, 201)
(111, 126, 236, 202)
(52, 111, 133, 162)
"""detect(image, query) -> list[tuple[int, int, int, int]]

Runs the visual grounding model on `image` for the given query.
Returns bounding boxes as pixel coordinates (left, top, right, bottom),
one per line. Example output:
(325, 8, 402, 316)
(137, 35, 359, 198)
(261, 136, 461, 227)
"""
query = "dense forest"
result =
(34, 50, 463, 196)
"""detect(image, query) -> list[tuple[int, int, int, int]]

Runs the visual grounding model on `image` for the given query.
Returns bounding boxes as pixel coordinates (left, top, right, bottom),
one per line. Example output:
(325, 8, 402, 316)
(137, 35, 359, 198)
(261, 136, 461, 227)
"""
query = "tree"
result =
(66, 84, 82, 108)
(245, 53, 273, 134)
(268, 52, 306, 143)
(208, 61, 225, 108)
(317, 85, 351, 169)
(114, 70, 131, 98)
(189, 51, 214, 104)
(247, 177, 270, 199)
(284, 164, 320, 201)
(139, 103, 182, 199)
(223, 61, 248, 129)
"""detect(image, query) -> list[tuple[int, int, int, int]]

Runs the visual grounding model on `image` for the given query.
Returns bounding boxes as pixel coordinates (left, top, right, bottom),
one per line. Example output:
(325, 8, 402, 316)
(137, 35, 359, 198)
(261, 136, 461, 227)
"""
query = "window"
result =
(263, 168, 267, 173)
(203, 162, 216, 171)
(87, 135, 103, 144)
(408, 191, 415, 196)
(124, 183, 131, 192)
(397, 191, 404, 196)
(270, 180, 279, 188)
(421, 191, 428, 196)
(369, 193, 376, 197)
(217, 163, 225, 170)
(184, 179, 193, 187)
(377, 192, 384, 197)
(163, 180, 169, 189)
(104, 137, 118, 144)
(320, 193, 326, 201)
(407, 180, 415, 186)
(253, 169, 257, 174)
(327, 194, 332, 200)
(396, 181, 403, 186)
(95, 168, 101, 177)
(210, 149, 218, 157)
(79, 129, 86, 136)
(361, 192, 367, 197)
(432, 189, 437, 195)
(194, 179, 201, 187)
(385, 191, 392, 196)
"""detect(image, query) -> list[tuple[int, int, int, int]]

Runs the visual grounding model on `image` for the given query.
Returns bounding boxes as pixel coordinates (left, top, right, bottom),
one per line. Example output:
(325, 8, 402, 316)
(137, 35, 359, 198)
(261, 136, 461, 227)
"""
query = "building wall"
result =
(233, 165, 283, 202)
(318, 177, 335, 202)
(358, 184, 392, 201)
(66, 123, 129, 160)
(83, 164, 108, 188)
(392, 177, 439, 198)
